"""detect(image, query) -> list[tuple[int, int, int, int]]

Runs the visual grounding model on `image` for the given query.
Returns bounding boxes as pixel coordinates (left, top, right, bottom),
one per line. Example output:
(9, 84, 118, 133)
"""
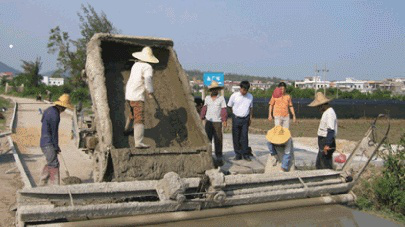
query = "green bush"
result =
(355, 133, 405, 223)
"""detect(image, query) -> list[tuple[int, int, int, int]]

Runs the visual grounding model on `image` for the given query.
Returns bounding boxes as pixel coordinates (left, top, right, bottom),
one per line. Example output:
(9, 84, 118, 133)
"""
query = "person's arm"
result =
(144, 66, 154, 97)
(288, 96, 296, 123)
(323, 112, 336, 154)
(268, 97, 274, 121)
(200, 105, 207, 120)
(49, 112, 61, 152)
(221, 97, 228, 127)
(249, 97, 253, 126)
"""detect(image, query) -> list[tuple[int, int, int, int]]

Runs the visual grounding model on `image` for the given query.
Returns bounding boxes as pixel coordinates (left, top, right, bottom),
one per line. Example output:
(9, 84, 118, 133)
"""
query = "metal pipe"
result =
(41, 194, 355, 227)
(227, 178, 344, 196)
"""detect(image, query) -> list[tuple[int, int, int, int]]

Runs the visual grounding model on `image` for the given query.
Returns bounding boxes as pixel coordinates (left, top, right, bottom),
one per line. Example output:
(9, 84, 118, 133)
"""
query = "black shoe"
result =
(234, 154, 242, 160)
(243, 155, 252, 162)
(217, 159, 224, 167)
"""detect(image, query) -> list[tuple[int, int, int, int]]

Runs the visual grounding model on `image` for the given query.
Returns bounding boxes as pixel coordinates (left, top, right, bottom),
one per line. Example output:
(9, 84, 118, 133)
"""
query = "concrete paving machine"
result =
(16, 34, 391, 226)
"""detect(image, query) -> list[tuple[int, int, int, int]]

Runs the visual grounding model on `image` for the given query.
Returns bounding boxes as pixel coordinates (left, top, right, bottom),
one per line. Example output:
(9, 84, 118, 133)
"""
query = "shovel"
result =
(151, 94, 164, 119)
(60, 152, 82, 185)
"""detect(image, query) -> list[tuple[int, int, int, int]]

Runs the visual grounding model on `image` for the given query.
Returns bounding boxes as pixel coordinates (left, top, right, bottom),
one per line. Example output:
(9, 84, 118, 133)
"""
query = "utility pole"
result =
(315, 65, 320, 96)
(322, 64, 329, 95)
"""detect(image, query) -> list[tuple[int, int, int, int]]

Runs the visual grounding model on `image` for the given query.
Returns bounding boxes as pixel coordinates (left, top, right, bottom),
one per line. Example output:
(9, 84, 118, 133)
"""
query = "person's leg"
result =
(41, 145, 60, 185)
(316, 136, 334, 169)
(212, 122, 223, 158)
(232, 116, 242, 159)
(281, 139, 293, 171)
(274, 116, 281, 126)
(205, 121, 214, 143)
(240, 117, 250, 161)
(281, 116, 290, 129)
(266, 142, 278, 166)
(324, 138, 336, 169)
(132, 101, 149, 148)
(212, 122, 224, 166)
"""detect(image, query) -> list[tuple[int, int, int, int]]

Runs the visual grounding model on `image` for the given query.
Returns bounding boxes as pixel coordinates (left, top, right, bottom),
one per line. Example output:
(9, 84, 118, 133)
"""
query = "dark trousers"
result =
(316, 136, 336, 169)
(232, 115, 249, 156)
(205, 121, 223, 158)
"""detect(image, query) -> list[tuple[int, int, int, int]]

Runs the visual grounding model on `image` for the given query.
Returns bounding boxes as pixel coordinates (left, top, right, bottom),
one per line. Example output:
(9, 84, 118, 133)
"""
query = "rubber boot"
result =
(39, 165, 50, 186)
(48, 167, 60, 186)
(134, 124, 150, 149)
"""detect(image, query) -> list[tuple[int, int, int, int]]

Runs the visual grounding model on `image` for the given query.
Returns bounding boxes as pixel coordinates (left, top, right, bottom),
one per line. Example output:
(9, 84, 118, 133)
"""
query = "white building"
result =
(334, 78, 371, 93)
(42, 76, 64, 86)
(294, 76, 330, 89)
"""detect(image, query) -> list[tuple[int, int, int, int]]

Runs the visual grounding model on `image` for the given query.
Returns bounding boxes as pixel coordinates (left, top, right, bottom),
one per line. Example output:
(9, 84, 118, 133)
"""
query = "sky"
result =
(0, 0, 404, 80)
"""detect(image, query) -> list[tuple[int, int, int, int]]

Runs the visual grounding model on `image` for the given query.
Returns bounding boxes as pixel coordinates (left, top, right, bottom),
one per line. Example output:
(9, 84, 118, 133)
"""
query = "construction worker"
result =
(264, 125, 295, 173)
(125, 46, 159, 149)
(308, 92, 338, 169)
(39, 94, 73, 186)
(200, 81, 228, 166)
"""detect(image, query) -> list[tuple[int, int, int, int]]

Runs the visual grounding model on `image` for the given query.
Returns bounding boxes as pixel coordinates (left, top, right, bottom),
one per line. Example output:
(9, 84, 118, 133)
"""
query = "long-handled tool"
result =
(60, 153, 82, 185)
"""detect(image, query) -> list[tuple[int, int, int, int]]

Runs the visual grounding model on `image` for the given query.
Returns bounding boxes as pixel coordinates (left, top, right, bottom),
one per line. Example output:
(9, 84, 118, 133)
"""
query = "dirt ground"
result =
(0, 95, 93, 227)
(241, 118, 404, 144)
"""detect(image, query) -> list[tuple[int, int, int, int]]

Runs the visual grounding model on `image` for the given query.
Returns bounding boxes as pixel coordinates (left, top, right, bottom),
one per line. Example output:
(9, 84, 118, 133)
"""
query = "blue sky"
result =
(0, 0, 404, 80)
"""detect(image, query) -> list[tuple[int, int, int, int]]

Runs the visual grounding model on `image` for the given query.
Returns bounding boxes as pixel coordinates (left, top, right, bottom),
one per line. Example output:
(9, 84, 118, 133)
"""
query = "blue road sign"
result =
(203, 72, 224, 86)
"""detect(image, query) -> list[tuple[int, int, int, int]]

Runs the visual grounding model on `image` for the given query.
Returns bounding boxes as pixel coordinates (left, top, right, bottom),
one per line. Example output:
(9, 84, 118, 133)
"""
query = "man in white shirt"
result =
(227, 81, 254, 161)
(125, 46, 159, 149)
(308, 92, 338, 169)
(200, 81, 228, 166)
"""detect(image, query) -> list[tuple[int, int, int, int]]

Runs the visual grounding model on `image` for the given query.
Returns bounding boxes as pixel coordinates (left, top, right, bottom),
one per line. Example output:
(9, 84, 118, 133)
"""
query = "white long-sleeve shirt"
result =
(125, 62, 154, 102)
(317, 107, 338, 137)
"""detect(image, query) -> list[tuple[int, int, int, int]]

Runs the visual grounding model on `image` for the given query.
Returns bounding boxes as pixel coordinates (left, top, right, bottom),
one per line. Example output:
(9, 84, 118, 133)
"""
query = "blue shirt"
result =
(40, 106, 61, 151)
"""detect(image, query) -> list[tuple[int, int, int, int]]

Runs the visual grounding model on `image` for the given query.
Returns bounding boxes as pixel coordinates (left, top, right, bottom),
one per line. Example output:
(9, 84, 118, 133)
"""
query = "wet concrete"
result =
(148, 205, 400, 227)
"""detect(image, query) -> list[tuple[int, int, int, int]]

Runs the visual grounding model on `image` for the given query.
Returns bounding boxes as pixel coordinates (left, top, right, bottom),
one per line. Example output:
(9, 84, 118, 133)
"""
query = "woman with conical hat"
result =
(200, 81, 228, 166)
(125, 46, 159, 149)
(308, 92, 338, 169)
(39, 94, 74, 186)
(264, 125, 294, 172)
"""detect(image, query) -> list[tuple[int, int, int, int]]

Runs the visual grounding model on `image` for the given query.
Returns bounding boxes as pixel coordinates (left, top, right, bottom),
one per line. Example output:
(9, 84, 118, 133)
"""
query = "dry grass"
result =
(224, 118, 404, 144)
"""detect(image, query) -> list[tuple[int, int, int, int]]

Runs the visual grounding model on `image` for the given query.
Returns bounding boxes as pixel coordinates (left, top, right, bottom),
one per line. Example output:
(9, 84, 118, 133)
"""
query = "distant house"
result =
(294, 76, 330, 89)
(42, 76, 64, 86)
(334, 78, 371, 93)
(0, 72, 14, 81)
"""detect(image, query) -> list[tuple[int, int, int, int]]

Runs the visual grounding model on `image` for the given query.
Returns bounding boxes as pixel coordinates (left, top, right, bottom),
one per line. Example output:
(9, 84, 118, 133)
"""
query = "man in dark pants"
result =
(39, 94, 73, 186)
(227, 81, 254, 161)
(200, 81, 228, 166)
(308, 92, 338, 169)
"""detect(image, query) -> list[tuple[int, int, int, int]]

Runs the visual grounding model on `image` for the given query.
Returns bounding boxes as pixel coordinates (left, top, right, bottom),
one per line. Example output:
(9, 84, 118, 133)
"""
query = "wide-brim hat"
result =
(308, 92, 333, 107)
(132, 46, 159, 64)
(54, 94, 74, 109)
(208, 81, 224, 90)
(266, 126, 291, 145)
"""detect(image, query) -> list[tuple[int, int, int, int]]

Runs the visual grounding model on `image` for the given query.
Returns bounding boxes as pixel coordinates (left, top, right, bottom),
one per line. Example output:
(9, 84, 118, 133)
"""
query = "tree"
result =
(13, 57, 43, 87)
(47, 4, 118, 87)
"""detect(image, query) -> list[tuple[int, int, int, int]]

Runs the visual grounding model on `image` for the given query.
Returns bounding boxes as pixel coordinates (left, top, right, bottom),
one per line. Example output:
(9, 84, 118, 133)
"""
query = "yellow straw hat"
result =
(266, 126, 291, 145)
(54, 94, 74, 109)
(208, 81, 224, 90)
(308, 92, 333, 107)
(132, 46, 159, 64)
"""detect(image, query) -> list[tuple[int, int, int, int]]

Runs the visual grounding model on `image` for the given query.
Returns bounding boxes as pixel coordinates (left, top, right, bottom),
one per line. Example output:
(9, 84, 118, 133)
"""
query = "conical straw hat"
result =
(266, 126, 291, 145)
(132, 46, 159, 64)
(54, 94, 74, 109)
(308, 92, 333, 107)
(208, 81, 224, 90)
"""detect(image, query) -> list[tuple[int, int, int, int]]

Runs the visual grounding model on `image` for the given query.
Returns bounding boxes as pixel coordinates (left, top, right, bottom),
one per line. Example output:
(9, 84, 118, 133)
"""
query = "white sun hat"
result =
(132, 46, 159, 64)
